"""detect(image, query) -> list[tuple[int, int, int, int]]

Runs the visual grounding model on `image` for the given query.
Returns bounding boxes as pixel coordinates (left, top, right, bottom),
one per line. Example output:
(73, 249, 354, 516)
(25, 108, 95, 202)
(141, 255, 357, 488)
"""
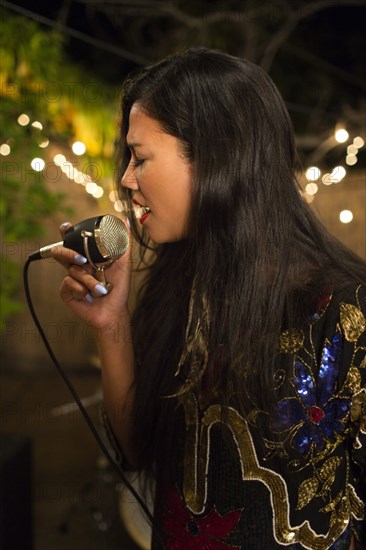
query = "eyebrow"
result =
(126, 141, 143, 151)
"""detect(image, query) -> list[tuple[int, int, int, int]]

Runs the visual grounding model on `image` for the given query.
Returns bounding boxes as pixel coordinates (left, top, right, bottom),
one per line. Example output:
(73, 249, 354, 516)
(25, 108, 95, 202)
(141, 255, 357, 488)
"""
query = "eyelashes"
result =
(132, 159, 145, 169)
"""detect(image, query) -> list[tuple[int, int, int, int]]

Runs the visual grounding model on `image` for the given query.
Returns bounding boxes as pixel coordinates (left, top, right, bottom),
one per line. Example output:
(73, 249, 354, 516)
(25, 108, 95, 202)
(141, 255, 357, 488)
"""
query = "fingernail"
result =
(60, 222, 71, 230)
(95, 283, 108, 296)
(85, 293, 94, 303)
(74, 254, 88, 265)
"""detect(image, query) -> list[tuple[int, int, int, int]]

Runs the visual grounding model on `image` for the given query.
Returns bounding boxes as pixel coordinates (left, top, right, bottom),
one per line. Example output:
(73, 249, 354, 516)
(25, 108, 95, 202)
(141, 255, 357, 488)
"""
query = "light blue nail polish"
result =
(95, 283, 108, 296)
(74, 254, 88, 265)
(85, 293, 93, 303)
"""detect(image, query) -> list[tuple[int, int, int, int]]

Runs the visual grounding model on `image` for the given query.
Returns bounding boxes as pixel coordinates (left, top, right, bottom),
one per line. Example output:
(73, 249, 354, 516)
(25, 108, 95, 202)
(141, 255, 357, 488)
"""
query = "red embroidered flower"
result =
(162, 487, 241, 549)
(308, 405, 325, 424)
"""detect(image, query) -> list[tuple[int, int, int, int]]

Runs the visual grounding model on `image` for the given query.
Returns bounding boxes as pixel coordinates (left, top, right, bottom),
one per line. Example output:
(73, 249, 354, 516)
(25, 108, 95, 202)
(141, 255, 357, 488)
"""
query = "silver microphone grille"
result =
(99, 215, 129, 260)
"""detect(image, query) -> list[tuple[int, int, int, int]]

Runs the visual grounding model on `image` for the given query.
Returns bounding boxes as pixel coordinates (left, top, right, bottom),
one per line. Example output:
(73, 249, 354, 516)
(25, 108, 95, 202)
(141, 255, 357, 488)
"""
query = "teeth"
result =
(133, 204, 151, 217)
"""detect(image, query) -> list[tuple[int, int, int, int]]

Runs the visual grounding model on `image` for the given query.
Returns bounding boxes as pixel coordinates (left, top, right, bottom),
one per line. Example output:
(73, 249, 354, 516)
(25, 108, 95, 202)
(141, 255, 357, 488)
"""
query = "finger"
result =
(68, 265, 109, 297)
(59, 221, 73, 238)
(60, 276, 94, 307)
(50, 244, 88, 269)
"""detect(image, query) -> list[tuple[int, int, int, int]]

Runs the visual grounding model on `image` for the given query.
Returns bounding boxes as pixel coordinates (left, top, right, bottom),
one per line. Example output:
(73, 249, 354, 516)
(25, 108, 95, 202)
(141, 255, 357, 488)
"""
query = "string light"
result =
(305, 166, 321, 181)
(305, 182, 318, 195)
(330, 166, 346, 183)
(335, 128, 349, 143)
(339, 210, 353, 224)
(0, 144, 11, 156)
(347, 145, 358, 155)
(353, 136, 364, 148)
(74, 171, 88, 185)
(321, 173, 333, 186)
(18, 113, 30, 126)
(53, 154, 66, 165)
(346, 155, 357, 166)
(86, 182, 98, 194)
(31, 158, 45, 171)
(93, 186, 104, 199)
(39, 139, 49, 148)
(72, 141, 86, 155)
(109, 190, 119, 202)
(13, 112, 363, 226)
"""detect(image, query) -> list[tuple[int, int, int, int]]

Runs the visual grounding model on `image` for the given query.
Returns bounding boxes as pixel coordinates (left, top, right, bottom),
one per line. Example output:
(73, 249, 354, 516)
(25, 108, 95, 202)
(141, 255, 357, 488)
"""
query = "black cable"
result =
(23, 257, 165, 549)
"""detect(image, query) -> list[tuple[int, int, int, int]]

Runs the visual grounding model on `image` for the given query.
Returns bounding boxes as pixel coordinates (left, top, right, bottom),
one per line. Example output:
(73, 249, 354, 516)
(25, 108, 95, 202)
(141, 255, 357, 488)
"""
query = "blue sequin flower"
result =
(273, 332, 350, 456)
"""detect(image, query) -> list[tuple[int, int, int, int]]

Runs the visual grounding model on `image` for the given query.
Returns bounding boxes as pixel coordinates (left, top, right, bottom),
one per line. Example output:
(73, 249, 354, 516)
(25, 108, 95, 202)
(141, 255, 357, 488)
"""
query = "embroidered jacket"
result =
(153, 285, 366, 549)
(104, 285, 366, 549)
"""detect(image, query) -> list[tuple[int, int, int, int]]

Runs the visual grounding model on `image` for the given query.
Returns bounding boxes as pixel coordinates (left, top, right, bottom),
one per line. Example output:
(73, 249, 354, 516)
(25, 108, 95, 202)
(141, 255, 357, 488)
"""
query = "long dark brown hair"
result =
(116, 47, 366, 481)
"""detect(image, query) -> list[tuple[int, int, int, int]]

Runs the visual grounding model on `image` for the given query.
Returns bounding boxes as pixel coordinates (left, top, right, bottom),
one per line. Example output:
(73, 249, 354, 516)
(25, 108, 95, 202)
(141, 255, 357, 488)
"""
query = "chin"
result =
(146, 227, 182, 244)
(149, 232, 185, 245)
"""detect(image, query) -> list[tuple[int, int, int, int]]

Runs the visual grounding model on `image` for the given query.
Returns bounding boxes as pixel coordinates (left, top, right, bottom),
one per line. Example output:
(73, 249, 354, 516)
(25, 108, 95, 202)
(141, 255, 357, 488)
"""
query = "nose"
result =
(121, 162, 139, 190)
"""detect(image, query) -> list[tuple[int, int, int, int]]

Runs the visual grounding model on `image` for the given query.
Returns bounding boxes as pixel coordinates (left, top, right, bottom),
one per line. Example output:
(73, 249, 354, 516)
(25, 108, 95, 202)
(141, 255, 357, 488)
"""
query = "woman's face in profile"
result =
(121, 103, 193, 243)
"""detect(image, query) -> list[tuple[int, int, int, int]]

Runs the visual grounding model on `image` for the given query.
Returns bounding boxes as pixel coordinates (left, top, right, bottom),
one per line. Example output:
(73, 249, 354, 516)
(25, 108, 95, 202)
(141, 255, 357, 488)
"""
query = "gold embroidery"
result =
(180, 398, 358, 549)
(297, 476, 319, 510)
(350, 388, 366, 435)
(173, 284, 210, 396)
(318, 457, 342, 496)
(279, 328, 304, 353)
(296, 457, 342, 510)
(348, 483, 365, 520)
(340, 303, 366, 342)
(319, 457, 341, 483)
(178, 288, 366, 549)
(273, 369, 286, 390)
(180, 393, 209, 514)
(341, 367, 361, 395)
(320, 490, 343, 513)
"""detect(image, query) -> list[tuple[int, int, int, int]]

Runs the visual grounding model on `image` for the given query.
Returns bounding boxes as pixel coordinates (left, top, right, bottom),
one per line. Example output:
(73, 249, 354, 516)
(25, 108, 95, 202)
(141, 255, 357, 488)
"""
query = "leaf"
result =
(296, 476, 319, 510)
(318, 457, 341, 482)
(340, 303, 366, 342)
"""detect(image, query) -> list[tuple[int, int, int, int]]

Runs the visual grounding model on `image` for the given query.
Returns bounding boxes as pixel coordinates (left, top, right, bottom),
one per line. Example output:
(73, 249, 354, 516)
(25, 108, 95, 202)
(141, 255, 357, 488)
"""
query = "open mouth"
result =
(132, 199, 151, 224)
(139, 206, 151, 225)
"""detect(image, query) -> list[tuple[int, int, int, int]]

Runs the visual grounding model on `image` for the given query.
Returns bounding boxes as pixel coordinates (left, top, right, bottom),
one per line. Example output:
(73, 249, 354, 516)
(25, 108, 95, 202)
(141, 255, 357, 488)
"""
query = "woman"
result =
(53, 48, 366, 549)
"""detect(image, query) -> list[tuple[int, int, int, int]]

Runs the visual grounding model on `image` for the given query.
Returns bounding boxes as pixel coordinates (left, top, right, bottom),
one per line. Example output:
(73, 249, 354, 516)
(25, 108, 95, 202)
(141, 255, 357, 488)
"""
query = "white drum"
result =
(119, 474, 154, 550)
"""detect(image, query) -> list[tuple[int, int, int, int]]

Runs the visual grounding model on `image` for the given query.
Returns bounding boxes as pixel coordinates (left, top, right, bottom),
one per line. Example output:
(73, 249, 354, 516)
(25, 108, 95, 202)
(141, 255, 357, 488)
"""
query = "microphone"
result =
(28, 215, 129, 265)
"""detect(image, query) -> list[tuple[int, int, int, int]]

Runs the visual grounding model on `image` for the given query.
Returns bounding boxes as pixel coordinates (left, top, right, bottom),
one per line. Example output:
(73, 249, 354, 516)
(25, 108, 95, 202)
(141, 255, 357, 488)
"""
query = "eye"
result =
(132, 158, 145, 169)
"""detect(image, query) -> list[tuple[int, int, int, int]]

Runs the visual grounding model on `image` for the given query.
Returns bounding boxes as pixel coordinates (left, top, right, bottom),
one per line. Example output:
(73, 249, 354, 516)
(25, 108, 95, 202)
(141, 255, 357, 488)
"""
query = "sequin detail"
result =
(179, 397, 360, 549)
(308, 405, 325, 424)
(350, 388, 366, 436)
(279, 328, 304, 354)
(340, 303, 366, 342)
(174, 286, 366, 550)
(273, 332, 350, 456)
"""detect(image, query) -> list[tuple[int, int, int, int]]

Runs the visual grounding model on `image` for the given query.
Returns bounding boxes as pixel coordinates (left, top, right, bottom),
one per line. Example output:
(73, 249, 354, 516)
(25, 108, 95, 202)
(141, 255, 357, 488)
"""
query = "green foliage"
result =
(0, 10, 119, 330)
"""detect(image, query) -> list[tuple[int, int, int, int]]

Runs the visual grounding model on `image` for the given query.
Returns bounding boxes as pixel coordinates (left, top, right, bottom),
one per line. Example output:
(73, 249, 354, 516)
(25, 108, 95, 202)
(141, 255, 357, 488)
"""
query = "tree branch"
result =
(260, 0, 366, 72)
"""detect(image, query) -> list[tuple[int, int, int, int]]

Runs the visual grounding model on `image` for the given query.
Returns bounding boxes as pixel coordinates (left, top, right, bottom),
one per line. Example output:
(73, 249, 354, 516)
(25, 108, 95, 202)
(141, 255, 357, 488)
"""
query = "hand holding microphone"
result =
(30, 214, 132, 329)
(29, 214, 129, 265)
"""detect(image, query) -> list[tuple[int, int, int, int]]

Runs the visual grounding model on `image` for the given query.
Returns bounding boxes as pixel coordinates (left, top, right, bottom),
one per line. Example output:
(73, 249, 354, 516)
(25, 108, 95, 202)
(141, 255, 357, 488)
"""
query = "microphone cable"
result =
(23, 256, 165, 549)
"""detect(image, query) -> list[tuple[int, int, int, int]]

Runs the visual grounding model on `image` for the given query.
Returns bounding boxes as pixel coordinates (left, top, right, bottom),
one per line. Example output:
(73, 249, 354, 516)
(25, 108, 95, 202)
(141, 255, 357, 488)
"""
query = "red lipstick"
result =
(140, 211, 150, 224)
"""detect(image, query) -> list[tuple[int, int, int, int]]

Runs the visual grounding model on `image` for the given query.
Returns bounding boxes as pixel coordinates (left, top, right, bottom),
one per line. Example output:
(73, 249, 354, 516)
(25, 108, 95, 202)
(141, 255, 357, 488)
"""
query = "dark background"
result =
(3, 0, 366, 147)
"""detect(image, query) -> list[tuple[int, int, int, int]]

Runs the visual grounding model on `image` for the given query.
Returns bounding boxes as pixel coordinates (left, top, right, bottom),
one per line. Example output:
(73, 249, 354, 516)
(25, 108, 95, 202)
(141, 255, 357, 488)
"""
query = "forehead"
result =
(126, 104, 164, 145)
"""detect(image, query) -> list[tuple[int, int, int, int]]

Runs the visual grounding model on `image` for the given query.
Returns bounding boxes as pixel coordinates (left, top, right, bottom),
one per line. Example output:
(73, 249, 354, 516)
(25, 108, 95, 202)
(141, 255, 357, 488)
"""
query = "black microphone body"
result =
(28, 215, 129, 264)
